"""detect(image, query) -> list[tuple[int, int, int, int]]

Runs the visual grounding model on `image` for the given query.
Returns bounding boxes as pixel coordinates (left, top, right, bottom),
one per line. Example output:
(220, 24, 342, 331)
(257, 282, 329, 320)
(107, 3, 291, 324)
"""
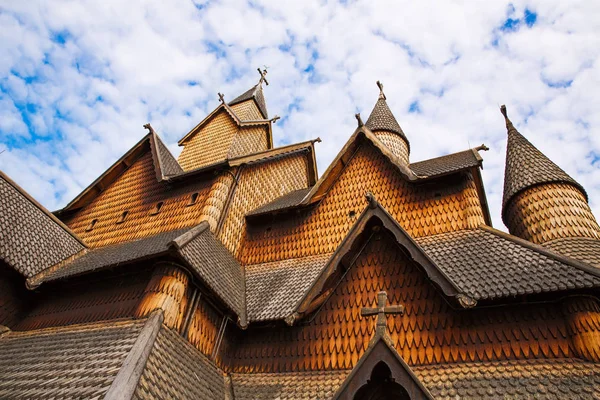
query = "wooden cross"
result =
(218, 92, 225, 103)
(257, 67, 269, 86)
(361, 291, 404, 335)
(376, 80, 386, 100)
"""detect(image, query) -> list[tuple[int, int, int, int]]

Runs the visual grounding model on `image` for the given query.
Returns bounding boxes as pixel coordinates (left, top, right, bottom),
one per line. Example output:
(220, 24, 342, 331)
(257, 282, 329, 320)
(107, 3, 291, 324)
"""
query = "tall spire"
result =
(365, 81, 410, 163)
(365, 81, 406, 138)
(501, 105, 586, 210)
(500, 105, 600, 244)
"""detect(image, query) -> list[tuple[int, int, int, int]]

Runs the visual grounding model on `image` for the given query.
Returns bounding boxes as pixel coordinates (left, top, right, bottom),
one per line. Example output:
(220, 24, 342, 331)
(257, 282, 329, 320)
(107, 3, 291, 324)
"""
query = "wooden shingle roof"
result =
(229, 358, 600, 399)
(0, 172, 85, 278)
(501, 105, 586, 211)
(229, 83, 268, 119)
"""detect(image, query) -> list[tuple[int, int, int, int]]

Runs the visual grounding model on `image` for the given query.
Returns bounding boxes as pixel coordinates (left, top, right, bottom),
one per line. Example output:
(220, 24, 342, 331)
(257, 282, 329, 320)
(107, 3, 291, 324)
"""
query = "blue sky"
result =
(1, 0, 600, 230)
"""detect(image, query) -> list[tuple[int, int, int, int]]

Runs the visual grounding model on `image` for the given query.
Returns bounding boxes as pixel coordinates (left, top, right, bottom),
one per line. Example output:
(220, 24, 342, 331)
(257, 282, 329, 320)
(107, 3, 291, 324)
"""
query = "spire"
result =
(228, 68, 269, 119)
(365, 81, 409, 144)
(501, 105, 587, 210)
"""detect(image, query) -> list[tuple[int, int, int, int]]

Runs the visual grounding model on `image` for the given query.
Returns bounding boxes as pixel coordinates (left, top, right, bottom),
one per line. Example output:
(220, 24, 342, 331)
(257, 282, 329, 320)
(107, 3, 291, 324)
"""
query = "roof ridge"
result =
(480, 225, 600, 278)
(104, 310, 164, 400)
(170, 221, 211, 249)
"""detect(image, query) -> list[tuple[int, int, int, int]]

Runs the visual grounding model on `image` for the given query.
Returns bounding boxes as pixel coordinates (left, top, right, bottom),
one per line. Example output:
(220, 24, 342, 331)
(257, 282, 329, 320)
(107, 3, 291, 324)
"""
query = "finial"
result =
(143, 123, 155, 134)
(355, 113, 364, 127)
(270, 115, 281, 123)
(376, 80, 386, 100)
(361, 291, 404, 336)
(475, 144, 489, 152)
(257, 67, 269, 86)
(218, 92, 225, 103)
(500, 104, 514, 130)
(365, 192, 377, 209)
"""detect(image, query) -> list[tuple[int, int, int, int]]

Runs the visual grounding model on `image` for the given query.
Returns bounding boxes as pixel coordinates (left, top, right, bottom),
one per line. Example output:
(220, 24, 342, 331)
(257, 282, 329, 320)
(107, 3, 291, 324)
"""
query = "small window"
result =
(187, 192, 199, 206)
(116, 211, 128, 224)
(85, 219, 98, 232)
(150, 202, 164, 215)
(348, 210, 356, 218)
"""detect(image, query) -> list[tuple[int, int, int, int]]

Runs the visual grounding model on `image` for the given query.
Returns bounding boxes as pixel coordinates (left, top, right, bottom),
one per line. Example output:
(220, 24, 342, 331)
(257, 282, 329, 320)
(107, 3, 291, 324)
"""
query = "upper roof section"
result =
(176, 69, 279, 171)
(0, 171, 85, 278)
(229, 82, 268, 119)
(365, 81, 410, 150)
(501, 105, 587, 212)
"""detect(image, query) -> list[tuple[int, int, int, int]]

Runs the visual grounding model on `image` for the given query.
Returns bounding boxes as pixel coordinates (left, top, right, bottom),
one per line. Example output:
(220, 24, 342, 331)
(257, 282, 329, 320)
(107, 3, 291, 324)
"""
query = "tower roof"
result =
(501, 105, 587, 210)
(228, 82, 268, 119)
(365, 81, 409, 146)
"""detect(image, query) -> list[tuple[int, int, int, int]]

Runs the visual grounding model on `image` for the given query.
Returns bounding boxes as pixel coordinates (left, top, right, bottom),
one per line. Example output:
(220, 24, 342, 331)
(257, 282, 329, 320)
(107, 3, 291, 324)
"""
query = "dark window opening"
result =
(349, 210, 356, 218)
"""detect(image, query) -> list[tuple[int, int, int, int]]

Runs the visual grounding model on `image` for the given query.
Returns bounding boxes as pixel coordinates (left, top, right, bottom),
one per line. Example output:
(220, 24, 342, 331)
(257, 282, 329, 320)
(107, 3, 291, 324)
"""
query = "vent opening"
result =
(150, 202, 164, 215)
(187, 193, 199, 206)
(85, 219, 98, 232)
(116, 211, 128, 224)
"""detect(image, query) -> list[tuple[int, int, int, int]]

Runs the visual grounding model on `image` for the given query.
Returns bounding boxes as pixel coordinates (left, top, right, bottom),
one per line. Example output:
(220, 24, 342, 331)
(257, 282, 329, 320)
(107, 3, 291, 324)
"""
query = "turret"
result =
(501, 105, 600, 244)
(365, 81, 410, 164)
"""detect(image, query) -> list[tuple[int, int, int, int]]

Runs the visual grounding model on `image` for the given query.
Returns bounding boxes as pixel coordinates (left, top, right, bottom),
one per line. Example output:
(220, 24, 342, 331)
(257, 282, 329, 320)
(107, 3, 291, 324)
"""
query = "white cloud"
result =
(0, 0, 599, 230)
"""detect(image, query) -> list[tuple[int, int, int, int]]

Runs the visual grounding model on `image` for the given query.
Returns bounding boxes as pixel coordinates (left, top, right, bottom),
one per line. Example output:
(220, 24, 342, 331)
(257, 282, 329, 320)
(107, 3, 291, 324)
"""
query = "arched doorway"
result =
(353, 362, 411, 400)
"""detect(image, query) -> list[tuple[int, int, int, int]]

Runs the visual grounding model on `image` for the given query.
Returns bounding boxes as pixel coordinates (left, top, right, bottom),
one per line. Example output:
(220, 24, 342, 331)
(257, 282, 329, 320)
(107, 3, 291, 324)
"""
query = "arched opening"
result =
(353, 362, 411, 400)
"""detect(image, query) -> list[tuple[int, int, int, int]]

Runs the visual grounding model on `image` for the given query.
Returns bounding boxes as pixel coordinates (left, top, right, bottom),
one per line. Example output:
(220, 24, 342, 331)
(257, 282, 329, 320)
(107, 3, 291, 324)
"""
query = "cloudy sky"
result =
(1, 0, 600, 230)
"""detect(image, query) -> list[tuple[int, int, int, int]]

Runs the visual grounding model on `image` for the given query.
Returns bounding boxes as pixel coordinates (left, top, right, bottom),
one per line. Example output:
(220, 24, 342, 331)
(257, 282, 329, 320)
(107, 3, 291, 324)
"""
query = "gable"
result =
(227, 231, 577, 373)
(334, 337, 433, 399)
(64, 151, 214, 248)
(178, 109, 239, 171)
(230, 99, 264, 120)
(218, 151, 311, 257)
(241, 140, 485, 265)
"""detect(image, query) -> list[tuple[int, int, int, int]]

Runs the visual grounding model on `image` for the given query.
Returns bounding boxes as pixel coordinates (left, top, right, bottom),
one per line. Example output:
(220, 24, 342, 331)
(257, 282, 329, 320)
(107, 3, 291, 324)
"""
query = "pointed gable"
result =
(501, 105, 586, 209)
(333, 333, 434, 399)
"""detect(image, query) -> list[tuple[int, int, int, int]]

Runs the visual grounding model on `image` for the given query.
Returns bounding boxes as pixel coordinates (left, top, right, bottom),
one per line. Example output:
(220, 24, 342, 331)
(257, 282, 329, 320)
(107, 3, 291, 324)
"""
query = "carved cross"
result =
(376, 80, 386, 100)
(257, 67, 269, 86)
(361, 291, 404, 335)
(218, 92, 225, 103)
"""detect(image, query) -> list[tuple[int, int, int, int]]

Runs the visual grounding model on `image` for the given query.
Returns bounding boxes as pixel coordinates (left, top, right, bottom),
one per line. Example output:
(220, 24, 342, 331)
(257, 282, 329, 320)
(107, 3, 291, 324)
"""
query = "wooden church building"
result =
(1, 70, 600, 399)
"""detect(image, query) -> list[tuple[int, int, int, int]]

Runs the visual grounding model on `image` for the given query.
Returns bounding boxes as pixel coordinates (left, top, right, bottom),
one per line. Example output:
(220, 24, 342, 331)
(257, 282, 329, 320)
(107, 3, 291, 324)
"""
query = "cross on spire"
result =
(361, 291, 404, 335)
(257, 67, 269, 86)
(218, 92, 225, 103)
(376, 80, 386, 100)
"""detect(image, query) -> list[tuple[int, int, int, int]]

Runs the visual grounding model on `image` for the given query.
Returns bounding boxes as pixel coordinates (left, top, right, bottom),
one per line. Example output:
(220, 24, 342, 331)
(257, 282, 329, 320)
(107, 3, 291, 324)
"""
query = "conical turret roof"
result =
(501, 105, 587, 210)
(365, 82, 409, 146)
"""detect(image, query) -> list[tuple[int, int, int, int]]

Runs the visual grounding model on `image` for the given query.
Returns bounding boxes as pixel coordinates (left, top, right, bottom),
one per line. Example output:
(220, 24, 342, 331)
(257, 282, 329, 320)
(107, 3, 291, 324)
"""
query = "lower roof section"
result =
(0, 318, 145, 399)
(0, 314, 226, 400)
(229, 358, 600, 399)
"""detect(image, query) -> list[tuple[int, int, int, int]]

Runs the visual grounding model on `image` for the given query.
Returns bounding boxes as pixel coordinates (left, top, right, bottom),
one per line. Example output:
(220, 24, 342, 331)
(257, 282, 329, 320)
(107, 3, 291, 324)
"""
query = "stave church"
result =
(1, 69, 600, 399)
